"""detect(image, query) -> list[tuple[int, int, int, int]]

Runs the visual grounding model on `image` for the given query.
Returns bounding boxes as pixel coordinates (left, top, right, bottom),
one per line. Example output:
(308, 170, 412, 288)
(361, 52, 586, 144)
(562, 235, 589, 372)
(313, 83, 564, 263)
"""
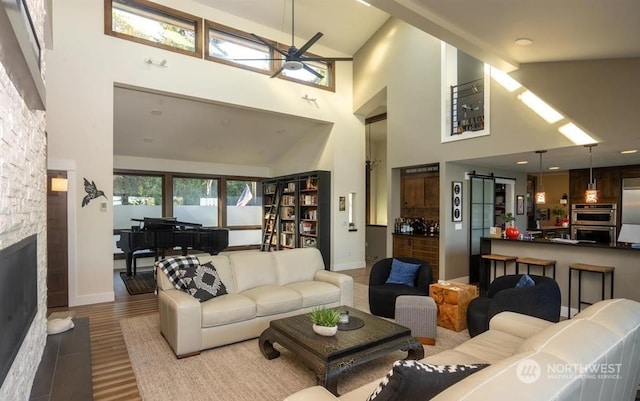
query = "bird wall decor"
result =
(82, 178, 107, 207)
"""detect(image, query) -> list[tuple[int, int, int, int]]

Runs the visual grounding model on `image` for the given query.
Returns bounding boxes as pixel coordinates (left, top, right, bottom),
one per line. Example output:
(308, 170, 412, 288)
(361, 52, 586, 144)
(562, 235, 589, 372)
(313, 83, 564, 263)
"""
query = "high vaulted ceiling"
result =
(114, 0, 640, 171)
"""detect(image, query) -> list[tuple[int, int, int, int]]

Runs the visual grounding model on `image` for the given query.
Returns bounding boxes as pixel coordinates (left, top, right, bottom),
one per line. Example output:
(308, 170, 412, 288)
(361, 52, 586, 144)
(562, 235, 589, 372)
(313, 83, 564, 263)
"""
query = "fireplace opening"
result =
(0, 234, 37, 387)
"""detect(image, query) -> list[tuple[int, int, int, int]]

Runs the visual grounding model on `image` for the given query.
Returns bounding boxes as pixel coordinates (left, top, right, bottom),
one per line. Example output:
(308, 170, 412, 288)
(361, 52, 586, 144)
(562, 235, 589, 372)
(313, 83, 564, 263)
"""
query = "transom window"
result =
(207, 23, 272, 72)
(205, 20, 335, 91)
(106, 0, 202, 57)
(104, 0, 338, 91)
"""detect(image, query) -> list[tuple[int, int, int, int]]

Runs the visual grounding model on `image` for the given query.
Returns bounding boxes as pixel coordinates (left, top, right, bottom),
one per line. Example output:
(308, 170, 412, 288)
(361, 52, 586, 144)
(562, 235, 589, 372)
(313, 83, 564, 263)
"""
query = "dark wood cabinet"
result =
(401, 169, 439, 220)
(392, 234, 439, 282)
(569, 167, 621, 204)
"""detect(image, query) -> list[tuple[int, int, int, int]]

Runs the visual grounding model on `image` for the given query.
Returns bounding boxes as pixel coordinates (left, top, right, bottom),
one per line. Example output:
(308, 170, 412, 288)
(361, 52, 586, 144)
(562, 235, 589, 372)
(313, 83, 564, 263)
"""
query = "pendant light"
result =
(585, 144, 598, 203)
(535, 150, 547, 204)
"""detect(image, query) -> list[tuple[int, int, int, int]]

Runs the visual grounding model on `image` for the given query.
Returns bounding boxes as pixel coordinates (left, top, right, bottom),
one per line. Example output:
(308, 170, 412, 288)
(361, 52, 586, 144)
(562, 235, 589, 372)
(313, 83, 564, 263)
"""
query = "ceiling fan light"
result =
(282, 60, 303, 70)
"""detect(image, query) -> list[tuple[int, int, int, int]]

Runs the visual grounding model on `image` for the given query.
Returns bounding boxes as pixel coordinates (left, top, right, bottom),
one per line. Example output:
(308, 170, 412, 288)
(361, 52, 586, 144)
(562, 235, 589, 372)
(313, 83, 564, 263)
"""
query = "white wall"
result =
(46, 0, 365, 305)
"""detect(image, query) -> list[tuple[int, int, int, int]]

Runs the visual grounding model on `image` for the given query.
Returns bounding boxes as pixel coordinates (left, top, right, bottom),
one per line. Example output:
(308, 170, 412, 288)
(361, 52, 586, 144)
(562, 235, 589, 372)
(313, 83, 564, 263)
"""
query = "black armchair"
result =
(466, 274, 561, 337)
(368, 257, 433, 318)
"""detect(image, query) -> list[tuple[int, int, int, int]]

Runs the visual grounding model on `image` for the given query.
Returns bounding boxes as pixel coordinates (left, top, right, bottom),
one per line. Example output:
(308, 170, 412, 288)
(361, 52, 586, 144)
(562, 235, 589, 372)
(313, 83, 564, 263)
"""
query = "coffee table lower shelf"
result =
(258, 306, 424, 396)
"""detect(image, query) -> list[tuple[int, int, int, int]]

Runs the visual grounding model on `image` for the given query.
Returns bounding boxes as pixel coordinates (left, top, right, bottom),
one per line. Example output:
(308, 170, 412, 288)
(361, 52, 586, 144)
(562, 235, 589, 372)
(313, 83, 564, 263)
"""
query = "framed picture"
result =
(452, 181, 462, 222)
(516, 195, 525, 215)
(339, 196, 345, 211)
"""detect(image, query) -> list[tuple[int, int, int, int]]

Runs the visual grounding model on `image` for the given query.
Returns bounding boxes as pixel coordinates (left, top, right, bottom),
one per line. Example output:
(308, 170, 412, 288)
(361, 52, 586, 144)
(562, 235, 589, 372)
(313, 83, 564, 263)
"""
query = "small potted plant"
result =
(503, 212, 519, 240)
(309, 307, 340, 336)
(552, 205, 566, 226)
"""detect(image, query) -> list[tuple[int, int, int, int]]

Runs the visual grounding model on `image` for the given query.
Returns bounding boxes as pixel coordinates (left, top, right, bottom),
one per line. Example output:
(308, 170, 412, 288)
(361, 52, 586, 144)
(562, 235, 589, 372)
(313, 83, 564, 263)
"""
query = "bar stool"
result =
(568, 263, 615, 318)
(516, 257, 556, 280)
(480, 254, 518, 297)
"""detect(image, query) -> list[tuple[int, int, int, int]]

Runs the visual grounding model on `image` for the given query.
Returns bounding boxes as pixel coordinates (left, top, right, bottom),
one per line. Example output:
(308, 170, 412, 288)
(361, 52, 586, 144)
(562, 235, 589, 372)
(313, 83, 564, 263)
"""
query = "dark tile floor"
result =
(30, 317, 93, 401)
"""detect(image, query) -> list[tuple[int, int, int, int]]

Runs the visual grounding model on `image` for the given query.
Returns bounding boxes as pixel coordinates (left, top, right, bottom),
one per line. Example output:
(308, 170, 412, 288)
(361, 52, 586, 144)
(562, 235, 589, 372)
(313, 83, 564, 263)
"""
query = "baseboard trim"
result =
(331, 261, 366, 271)
(69, 291, 114, 307)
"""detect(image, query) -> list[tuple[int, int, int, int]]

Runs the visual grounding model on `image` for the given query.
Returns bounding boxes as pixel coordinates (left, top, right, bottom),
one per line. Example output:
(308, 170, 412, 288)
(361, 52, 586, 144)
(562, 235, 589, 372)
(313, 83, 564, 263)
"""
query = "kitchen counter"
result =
(393, 232, 439, 238)
(480, 237, 640, 316)
(484, 236, 640, 252)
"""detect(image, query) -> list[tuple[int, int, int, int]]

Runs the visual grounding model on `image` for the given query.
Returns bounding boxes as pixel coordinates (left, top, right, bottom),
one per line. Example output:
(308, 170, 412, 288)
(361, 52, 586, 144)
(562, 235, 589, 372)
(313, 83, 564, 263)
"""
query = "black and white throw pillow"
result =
(182, 261, 228, 302)
(367, 360, 489, 401)
(156, 255, 201, 290)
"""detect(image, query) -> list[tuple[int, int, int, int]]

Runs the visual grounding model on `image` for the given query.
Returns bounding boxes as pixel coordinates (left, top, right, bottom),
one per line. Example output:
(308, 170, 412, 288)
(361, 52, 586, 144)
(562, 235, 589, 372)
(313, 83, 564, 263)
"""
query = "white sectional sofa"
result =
(156, 247, 353, 358)
(285, 298, 640, 401)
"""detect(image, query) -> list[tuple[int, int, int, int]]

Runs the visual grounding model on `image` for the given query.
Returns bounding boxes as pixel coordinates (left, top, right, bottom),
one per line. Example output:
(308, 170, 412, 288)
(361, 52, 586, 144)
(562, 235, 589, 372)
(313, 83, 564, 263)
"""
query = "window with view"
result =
(207, 23, 272, 72)
(113, 174, 163, 230)
(226, 180, 262, 247)
(280, 59, 330, 87)
(107, 0, 202, 56)
(173, 177, 219, 227)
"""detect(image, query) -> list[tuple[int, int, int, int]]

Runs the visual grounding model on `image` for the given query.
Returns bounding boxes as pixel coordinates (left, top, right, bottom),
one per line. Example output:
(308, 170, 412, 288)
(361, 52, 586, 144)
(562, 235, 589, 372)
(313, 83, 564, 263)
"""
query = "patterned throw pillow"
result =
(367, 360, 488, 401)
(182, 262, 228, 302)
(156, 255, 201, 290)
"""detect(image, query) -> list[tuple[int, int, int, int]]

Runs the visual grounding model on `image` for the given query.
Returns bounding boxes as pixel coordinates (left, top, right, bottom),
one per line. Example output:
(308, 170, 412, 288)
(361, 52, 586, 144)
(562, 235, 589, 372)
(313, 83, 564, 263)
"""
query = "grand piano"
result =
(116, 217, 229, 276)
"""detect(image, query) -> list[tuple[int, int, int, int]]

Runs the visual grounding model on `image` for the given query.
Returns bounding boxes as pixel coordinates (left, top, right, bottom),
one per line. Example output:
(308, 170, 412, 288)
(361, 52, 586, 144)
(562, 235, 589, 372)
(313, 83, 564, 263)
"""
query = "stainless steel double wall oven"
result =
(571, 203, 617, 246)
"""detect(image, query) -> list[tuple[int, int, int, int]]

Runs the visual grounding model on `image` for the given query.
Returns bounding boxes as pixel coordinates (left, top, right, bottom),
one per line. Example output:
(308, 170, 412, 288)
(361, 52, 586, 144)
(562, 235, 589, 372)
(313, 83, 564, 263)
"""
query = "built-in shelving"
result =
(261, 171, 330, 266)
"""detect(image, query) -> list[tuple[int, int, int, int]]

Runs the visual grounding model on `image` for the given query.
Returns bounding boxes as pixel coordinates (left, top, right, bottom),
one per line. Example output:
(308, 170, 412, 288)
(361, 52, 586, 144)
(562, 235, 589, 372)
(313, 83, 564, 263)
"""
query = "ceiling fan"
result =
(236, 0, 353, 79)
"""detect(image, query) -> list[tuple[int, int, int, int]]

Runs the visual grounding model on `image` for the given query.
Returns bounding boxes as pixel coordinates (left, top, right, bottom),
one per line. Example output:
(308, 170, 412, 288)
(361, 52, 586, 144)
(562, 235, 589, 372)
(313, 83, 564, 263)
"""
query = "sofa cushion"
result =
(366, 360, 488, 401)
(241, 285, 302, 316)
(201, 294, 256, 327)
(385, 259, 421, 286)
(230, 252, 278, 292)
(182, 262, 228, 302)
(272, 247, 325, 285)
(285, 281, 340, 307)
(424, 329, 525, 366)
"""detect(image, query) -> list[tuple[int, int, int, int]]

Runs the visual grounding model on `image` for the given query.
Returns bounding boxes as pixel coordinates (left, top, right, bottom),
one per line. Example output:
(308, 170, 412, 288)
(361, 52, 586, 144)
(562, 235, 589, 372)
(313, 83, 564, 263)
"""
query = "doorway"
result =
(365, 114, 387, 260)
(47, 170, 69, 307)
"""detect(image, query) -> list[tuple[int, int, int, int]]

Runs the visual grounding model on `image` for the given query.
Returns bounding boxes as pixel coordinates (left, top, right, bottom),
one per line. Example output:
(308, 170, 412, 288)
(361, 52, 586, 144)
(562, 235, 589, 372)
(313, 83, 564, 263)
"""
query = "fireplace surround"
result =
(0, 235, 38, 387)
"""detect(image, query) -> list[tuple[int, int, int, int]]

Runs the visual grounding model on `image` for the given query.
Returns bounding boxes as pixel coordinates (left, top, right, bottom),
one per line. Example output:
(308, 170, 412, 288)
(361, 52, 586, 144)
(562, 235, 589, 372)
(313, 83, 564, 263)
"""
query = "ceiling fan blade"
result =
(300, 57, 354, 62)
(250, 33, 288, 57)
(293, 32, 323, 58)
(270, 65, 286, 78)
(302, 63, 324, 80)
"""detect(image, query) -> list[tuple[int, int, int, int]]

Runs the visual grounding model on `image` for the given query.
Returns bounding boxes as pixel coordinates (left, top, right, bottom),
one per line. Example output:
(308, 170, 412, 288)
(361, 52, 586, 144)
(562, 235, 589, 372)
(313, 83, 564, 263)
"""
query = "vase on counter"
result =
(505, 225, 520, 240)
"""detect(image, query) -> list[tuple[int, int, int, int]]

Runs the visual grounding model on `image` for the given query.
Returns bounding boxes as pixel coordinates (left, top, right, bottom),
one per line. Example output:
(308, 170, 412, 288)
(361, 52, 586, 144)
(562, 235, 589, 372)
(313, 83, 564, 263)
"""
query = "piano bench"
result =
(132, 250, 158, 275)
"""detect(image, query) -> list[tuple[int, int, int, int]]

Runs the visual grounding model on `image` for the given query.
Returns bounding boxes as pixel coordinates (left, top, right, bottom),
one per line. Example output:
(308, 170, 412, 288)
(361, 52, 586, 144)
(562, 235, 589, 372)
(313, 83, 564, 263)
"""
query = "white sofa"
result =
(156, 247, 353, 358)
(285, 298, 640, 401)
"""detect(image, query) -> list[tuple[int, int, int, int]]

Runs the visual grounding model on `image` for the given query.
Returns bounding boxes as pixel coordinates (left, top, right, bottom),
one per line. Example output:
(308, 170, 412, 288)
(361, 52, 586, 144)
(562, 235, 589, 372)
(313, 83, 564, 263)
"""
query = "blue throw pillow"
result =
(385, 259, 421, 286)
(515, 274, 535, 288)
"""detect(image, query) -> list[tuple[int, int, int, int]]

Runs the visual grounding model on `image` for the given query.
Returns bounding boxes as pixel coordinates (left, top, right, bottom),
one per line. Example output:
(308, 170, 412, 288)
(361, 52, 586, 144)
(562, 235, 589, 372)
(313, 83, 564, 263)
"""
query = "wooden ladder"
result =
(261, 181, 283, 251)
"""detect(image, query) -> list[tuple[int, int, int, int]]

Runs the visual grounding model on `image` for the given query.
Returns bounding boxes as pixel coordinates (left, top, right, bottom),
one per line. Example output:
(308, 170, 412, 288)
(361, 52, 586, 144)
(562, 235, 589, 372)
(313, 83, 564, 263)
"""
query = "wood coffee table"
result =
(259, 306, 424, 396)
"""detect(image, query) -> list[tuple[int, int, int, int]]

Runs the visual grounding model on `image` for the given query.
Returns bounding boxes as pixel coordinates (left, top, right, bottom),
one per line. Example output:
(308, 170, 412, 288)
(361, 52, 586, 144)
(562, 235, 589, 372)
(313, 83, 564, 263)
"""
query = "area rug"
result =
(119, 271, 156, 295)
(120, 283, 470, 401)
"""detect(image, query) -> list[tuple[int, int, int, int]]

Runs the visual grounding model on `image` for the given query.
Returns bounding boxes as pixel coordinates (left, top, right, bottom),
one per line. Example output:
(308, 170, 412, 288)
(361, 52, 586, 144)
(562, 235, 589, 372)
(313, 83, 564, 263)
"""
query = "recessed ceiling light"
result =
(150, 109, 162, 116)
(515, 38, 533, 46)
(548, 166, 560, 170)
(516, 161, 528, 165)
(620, 149, 638, 154)
(143, 136, 153, 143)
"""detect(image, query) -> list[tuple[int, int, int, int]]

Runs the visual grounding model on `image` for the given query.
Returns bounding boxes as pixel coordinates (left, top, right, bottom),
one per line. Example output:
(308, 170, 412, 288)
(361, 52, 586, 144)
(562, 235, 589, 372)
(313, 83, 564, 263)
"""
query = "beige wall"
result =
(353, 18, 569, 278)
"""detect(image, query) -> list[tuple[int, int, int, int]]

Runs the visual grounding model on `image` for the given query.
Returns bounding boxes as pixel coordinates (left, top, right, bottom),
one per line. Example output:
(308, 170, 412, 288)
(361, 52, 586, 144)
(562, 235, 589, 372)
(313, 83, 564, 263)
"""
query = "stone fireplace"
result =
(0, 5, 48, 394)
